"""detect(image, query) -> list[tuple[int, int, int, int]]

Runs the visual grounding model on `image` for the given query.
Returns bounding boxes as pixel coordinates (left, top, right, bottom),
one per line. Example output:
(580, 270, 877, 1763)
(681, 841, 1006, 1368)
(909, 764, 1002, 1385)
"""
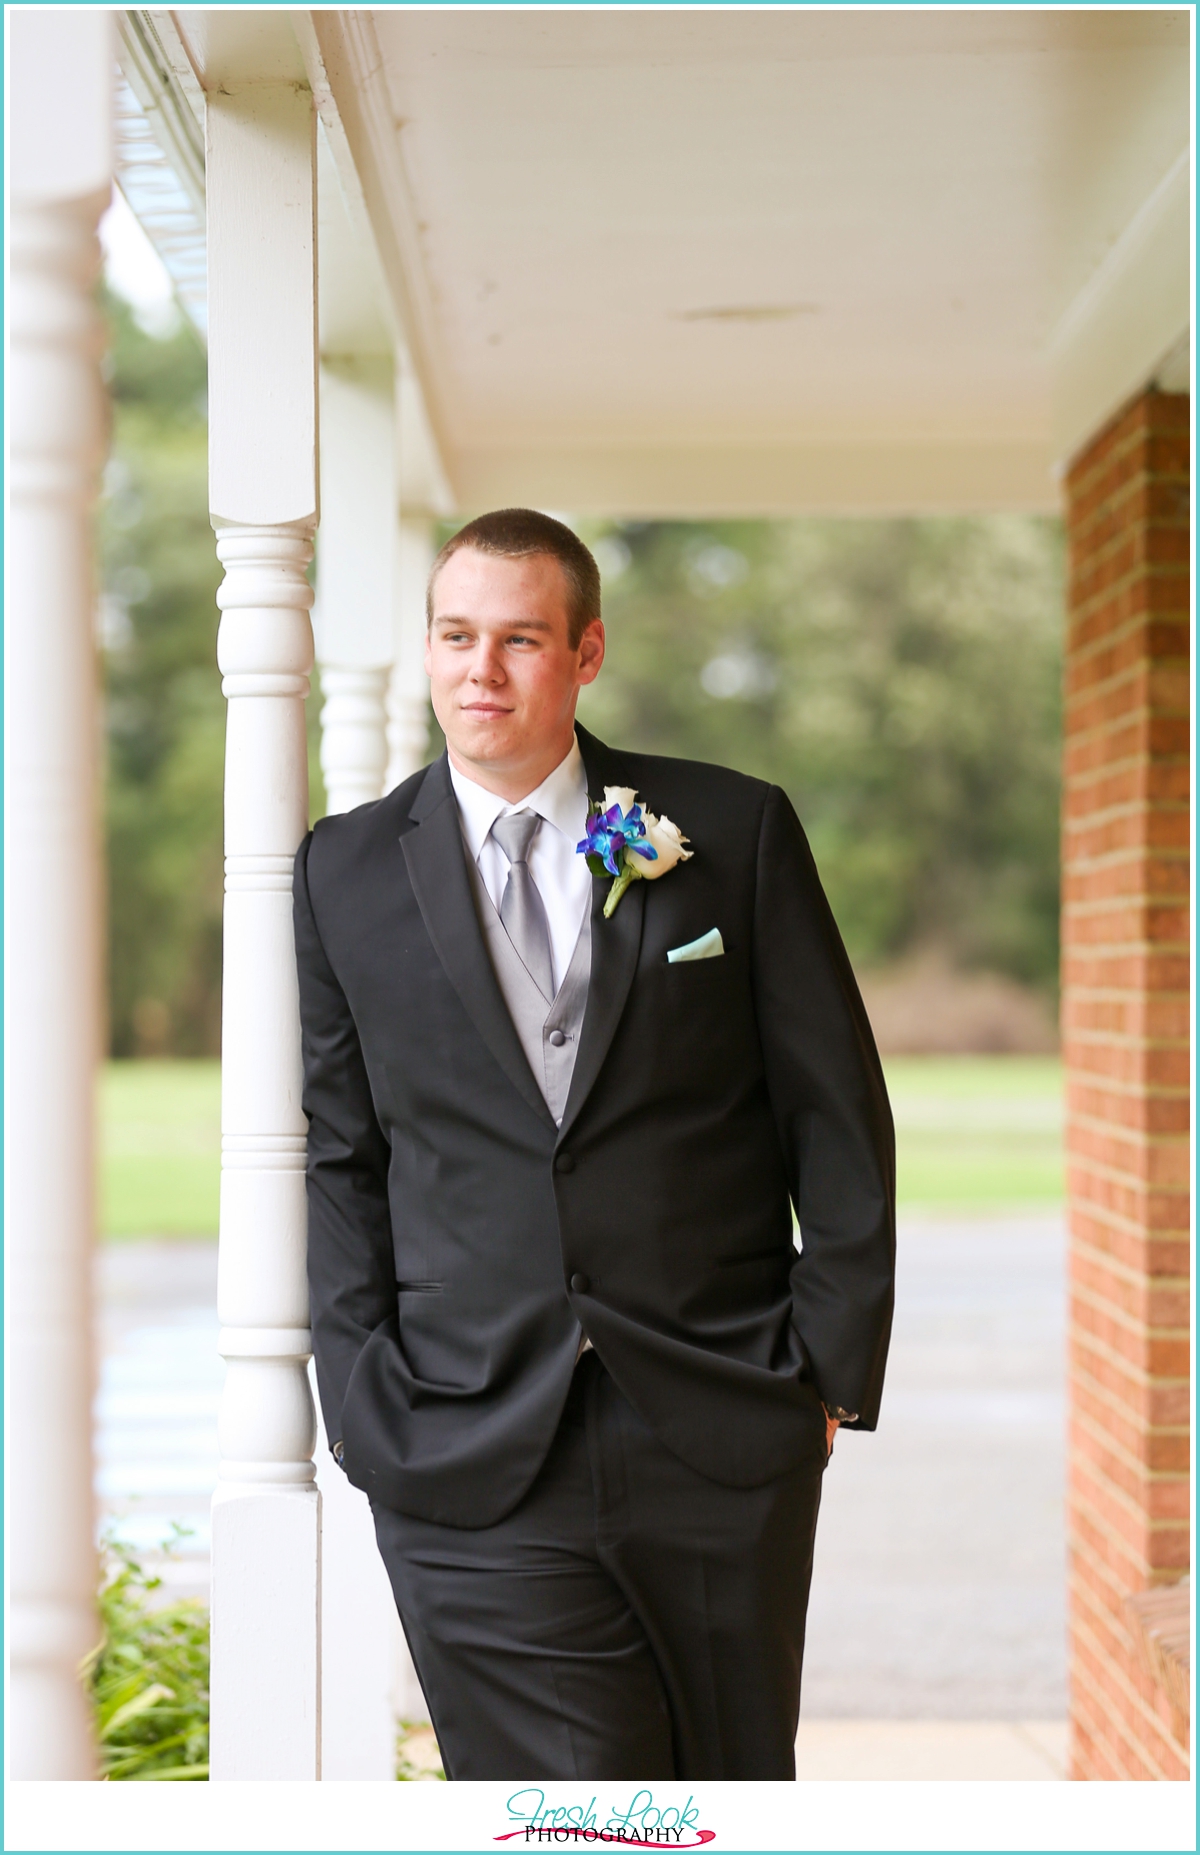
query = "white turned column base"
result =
(319, 664, 389, 814)
(212, 519, 320, 1778)
(385, 682, 431, 793)
(209, 1485, 322, 1780)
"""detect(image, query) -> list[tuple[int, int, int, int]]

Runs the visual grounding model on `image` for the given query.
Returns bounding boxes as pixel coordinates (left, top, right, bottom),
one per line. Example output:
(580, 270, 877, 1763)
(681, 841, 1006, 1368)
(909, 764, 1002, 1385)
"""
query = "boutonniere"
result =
(577, 785, 693, 918)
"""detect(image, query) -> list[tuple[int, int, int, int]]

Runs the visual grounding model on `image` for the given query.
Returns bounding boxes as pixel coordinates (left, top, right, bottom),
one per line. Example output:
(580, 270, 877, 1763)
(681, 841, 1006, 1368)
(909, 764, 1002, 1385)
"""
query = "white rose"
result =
(603, 785, 640, 815)
(629, 809, 692, 880)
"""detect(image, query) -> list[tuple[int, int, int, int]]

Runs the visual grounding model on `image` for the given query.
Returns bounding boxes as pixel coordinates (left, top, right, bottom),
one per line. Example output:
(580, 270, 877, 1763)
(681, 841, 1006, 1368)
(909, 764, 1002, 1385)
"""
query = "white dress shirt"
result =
(449, 738, 592, 997)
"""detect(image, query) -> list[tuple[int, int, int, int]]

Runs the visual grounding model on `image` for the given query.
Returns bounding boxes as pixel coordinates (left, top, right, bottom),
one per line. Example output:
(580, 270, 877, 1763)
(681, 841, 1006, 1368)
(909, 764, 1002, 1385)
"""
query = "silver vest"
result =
(464, 846, 591, 1128)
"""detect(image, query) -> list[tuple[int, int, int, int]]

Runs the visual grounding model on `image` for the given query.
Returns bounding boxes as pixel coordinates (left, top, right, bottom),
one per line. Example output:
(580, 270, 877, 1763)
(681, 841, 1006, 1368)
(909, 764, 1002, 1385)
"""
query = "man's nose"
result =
(469, 642, 505, 684)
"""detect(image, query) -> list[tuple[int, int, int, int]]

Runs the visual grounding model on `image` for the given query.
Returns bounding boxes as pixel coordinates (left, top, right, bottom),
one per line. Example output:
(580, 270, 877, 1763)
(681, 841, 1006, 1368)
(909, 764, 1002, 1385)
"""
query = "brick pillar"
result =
(1062, 387, 1191, 1780)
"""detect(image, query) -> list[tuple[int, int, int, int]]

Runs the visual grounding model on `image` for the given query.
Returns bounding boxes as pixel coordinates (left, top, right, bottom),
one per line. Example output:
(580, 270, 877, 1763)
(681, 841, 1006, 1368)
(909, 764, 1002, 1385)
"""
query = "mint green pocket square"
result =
(667, 928, 725, 963)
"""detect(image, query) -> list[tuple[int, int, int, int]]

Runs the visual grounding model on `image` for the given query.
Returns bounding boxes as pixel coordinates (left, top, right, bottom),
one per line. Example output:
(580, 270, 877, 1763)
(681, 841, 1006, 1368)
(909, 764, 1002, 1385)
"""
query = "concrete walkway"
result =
(802, 1215, 1067, 1722)
(93, 1212, 1068, 1777)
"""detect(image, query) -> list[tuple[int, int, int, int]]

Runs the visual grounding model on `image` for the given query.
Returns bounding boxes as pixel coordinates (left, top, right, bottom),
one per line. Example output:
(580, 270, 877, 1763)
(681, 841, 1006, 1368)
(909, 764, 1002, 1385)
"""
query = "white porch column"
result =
(386, 512, 436, 790)
(7, 11, 111, 1781)
(315, 363, 393, 815)
(206, 83, 321, 1781)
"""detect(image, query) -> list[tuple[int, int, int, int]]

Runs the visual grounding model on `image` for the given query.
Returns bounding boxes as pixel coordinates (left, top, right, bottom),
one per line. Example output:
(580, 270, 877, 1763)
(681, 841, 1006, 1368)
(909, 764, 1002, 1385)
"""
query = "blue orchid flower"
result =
(576, 801, 659, 880)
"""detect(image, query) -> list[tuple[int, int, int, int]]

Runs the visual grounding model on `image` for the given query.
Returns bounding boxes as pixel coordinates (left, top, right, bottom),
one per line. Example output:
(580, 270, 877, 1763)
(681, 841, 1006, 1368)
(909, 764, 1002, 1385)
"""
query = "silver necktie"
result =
(491, 810, 555, 1003)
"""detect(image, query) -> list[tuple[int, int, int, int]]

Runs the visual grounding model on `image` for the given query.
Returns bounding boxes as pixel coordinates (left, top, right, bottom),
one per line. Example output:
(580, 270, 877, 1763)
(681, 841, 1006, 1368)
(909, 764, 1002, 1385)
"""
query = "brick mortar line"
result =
(1069, 538, 1190, 577)
(1071, 1404, 1194, 1482)
(1069, 1319, 1192, 1387)
(1070, 1404, 1191, 1487)
(1068, 1211, 1192, 1251)
(1069, 1606, 1188, 1772)
(1068, 544, 1191, 584)
(1060, 900, 1190, 923)
(1066, 1633, 1184, 1779)
(1063, 844, 1192, 872)
(1063, 731, 1190, 760)
(1069, 431, 1190, 489)
(1069, 1234, 1191, 1294)
(1067, 1362, 1192, 1437)
(1066, 1109, 1191, 1141)
(1064, 1030, 1192, 1051)
(1069, 1316, 1192, 1386)
(1068, 1075, 1194, 1098)
(1064, 1148, 1193, 1193)
(1069, 1610, 1187, 1764)
(1061, 894, 1191, 921)
(1068, 1215, 1192, 1253)
(1069, 1482, 1190, 1573)
(1067, 597, 1191, 640)
(1068, 595, 1192, 640)
(1070, 426, 1190, 476)
(1064, 697, 1191, 730)
(1063, 701, 1192, 735)
(1070, 1279, 1192, 1345)
(1069, 1528, 1193, 1605)
(1063, 808, 1192, 840)
(1069, 1515, 1179, 1604)
(1065, 1179, 1192, 1220)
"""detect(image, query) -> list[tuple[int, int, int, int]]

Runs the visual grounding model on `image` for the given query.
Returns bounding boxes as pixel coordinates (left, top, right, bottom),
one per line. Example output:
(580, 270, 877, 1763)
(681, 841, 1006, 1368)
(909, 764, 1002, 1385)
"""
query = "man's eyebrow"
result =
(431, 614, 556, 633)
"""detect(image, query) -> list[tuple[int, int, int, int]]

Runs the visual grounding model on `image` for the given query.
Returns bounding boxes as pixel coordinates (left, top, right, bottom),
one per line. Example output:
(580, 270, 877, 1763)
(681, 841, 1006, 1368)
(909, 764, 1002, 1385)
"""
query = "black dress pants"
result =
(371, 1351, 827, 1780)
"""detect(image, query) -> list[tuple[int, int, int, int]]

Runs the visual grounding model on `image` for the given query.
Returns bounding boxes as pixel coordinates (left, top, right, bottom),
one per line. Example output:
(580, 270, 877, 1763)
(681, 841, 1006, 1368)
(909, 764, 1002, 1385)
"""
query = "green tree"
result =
(99, 293, 324, 1055)
(577, 517, 1063, 988)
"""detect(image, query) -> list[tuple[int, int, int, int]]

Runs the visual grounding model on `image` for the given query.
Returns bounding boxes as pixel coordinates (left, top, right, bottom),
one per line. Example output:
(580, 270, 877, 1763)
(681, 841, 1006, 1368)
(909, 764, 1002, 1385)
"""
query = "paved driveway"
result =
(801, 1215, 1067, 1718)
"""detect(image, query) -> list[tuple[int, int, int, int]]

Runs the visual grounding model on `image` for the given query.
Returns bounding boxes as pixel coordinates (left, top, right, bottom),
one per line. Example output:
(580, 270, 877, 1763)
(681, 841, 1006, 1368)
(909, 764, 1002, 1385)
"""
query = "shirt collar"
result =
(448, 735, 589, 862)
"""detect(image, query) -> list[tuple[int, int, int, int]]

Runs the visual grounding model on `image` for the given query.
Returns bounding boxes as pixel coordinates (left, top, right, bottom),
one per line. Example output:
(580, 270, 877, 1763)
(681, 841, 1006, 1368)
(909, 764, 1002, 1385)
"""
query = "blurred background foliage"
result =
(100, 301, 1062, 1062)
(99, 292, 324, 1057)
(576, 519, 1063, 988)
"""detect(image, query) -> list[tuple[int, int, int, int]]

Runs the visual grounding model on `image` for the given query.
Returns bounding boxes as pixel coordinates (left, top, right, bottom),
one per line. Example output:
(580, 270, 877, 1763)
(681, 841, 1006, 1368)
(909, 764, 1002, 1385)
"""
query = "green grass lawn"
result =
(100, 1061, 221, 1238)
(886, 1055, 1062, 1211)
(99, 1052, 1063, 1238)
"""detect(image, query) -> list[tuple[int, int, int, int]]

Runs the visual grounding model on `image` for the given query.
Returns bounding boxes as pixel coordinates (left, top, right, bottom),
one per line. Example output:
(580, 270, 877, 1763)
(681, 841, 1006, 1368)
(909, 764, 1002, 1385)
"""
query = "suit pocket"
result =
(663, 949, 736, 981)
(396, 1280, 443, 1295)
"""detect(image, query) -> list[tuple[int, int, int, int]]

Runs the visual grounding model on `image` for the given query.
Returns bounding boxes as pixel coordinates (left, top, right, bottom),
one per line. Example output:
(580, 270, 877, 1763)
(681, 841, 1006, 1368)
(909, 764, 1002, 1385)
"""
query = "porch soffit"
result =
(336, 7, 1190, 516)
(127, 9, 1189, 519)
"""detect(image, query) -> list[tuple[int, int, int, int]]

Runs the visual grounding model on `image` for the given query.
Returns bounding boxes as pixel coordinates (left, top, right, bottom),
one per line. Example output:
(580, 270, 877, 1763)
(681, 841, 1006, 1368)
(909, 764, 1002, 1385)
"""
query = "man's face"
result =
(426, 547, 604, 789)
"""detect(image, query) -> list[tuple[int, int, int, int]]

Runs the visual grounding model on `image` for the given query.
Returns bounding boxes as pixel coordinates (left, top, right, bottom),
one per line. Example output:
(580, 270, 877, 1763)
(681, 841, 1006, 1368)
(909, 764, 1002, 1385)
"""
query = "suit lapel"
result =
(558, 726, 647, 1142)
(401, 757, 555, 1131)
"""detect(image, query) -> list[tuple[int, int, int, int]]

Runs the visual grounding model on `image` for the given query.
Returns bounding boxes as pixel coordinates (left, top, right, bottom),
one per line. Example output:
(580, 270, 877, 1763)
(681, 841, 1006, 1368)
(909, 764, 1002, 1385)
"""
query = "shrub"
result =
(83, 1531, 209, 1779)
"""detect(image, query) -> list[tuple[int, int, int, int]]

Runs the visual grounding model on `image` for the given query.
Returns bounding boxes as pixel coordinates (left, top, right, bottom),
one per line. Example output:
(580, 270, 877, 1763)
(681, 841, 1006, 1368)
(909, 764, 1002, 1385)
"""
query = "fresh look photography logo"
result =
(496, 1788, 715, 1848)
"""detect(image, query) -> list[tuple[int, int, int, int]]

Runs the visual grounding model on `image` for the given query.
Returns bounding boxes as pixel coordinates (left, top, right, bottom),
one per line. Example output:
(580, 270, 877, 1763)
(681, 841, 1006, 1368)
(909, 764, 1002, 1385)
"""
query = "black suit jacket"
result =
(294, 725, 895, 1527)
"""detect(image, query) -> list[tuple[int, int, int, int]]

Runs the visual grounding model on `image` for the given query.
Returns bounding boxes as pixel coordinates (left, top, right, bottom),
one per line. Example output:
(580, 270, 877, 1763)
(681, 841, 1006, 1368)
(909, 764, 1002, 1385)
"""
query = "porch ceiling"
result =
(166, 8, 1192, 519)
(329, 8, 1190, 518)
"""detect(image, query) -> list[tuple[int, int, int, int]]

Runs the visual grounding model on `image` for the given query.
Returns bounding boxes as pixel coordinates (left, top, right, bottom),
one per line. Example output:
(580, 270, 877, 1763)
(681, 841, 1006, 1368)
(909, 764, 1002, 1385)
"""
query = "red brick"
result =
(1063, 386, 1192, 1783)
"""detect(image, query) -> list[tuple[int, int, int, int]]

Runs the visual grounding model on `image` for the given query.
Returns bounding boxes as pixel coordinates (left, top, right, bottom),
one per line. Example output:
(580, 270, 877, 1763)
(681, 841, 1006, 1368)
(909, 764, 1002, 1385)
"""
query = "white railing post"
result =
(206, 83, 322, 1781)
(318, 666, 390, 815)
(386, 512, 436, 790)
(315, 363, 394, 815)
(6, 10, 112, 1781)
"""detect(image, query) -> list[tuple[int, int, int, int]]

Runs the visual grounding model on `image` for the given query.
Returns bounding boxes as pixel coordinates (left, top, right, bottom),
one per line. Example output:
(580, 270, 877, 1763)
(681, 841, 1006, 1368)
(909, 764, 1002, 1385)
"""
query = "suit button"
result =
(555, 1152, 575, 1173)
(548, 1028, 566, 1047)
(570, 1273, 590, 1294)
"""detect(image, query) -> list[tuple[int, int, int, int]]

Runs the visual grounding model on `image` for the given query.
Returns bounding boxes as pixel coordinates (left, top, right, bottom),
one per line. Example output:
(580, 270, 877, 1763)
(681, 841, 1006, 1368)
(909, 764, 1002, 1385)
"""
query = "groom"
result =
(293, 509, 895, 1781)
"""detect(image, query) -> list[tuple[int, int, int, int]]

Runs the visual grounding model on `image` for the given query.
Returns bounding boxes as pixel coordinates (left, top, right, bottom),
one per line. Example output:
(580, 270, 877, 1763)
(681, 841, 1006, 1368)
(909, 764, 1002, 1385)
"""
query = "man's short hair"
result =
(427, 509, 601, 649)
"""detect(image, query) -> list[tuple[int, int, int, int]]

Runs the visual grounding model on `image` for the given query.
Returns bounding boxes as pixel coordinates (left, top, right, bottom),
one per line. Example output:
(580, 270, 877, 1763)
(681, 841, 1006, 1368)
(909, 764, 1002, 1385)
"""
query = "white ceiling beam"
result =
(300, 10, 458, 513)
(1050, 149, 1191, 470)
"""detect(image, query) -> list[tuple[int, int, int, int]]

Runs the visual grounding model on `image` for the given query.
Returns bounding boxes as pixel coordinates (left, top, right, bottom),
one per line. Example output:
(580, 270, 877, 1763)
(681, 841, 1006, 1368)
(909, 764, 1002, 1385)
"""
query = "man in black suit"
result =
(294, 509, 895, 1781)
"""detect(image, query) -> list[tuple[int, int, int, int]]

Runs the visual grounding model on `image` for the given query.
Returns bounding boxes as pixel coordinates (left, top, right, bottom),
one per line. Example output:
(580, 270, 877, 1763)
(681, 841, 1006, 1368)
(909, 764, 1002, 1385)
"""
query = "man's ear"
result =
(576, 619, 605, 687)
(423, 629, 433, 678)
